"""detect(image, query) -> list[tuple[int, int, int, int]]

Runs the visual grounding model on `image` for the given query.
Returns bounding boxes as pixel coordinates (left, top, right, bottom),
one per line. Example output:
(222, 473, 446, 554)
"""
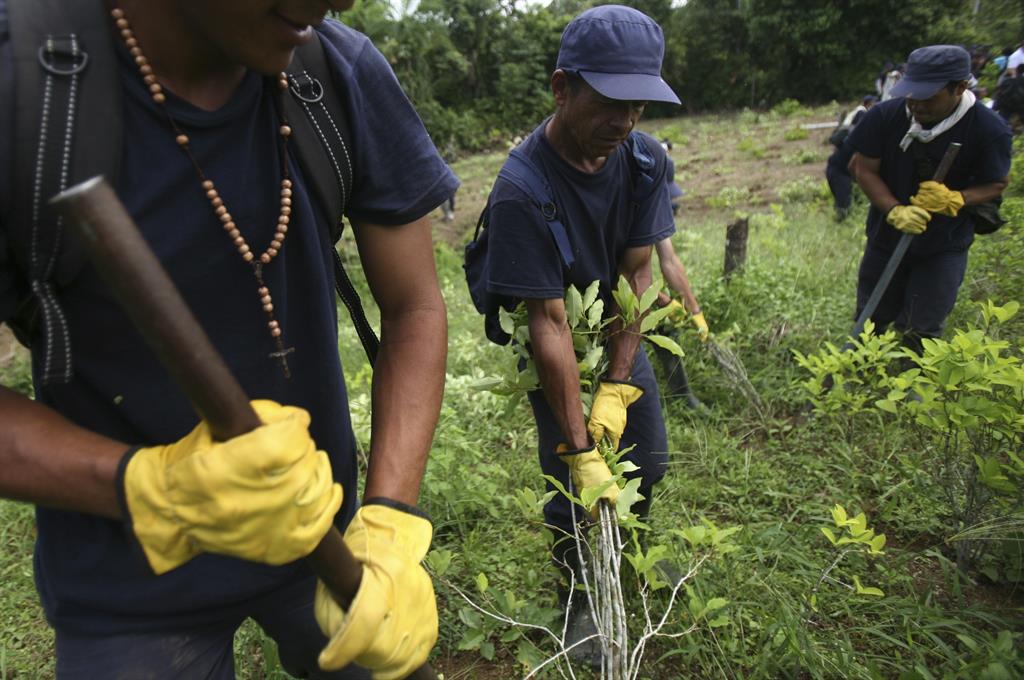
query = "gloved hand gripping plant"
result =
(473, 278, 738, 678)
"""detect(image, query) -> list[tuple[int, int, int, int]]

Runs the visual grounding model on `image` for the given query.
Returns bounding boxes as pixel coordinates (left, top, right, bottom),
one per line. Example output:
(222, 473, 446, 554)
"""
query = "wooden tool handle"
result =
(51, 177, 436, 680)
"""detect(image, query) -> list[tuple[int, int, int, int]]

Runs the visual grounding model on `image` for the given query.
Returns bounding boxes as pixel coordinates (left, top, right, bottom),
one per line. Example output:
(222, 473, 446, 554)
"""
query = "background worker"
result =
(652, 237, 711, 411)
(847, 45, 1011, 355)
(826, 95, 877, 221)
(0, 0, 456, 677)
(481, 5, 680, 666)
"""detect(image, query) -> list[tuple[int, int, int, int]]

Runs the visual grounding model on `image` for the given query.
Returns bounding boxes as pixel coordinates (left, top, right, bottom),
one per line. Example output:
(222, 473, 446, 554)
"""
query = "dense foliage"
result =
(339, 0, 1024, 151)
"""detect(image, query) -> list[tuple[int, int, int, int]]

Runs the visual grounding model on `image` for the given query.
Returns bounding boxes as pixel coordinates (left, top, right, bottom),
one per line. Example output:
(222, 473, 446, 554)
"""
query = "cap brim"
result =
(889, 77, 946, 100)
(580, 71, 681, 105)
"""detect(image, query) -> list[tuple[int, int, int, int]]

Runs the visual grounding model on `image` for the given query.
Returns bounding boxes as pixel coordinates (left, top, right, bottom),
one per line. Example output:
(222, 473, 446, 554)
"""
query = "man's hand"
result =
(557, 444, 619, 518)
(690, 311, 710, 343)
(316, 502, 436, 678)
(910, 180, 965, 217)
(886, 205, 931, 235)
(587, 381, 644, 449)
(121, 400, 342, 574)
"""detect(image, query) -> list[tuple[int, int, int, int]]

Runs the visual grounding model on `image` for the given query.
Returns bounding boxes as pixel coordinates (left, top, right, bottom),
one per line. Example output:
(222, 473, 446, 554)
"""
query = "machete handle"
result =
(51, 177, 437, 680)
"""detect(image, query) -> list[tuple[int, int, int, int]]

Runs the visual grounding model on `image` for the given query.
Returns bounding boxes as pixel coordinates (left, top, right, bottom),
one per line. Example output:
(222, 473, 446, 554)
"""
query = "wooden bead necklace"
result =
(111, 5, 296, 378)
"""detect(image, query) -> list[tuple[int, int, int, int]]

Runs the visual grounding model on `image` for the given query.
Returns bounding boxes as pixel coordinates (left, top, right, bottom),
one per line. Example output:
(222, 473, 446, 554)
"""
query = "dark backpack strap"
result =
(499, 149, 575, 268)
(626, 131, 656, 196)
(8, 0, 120, 383)
(284, 32, 379, 366)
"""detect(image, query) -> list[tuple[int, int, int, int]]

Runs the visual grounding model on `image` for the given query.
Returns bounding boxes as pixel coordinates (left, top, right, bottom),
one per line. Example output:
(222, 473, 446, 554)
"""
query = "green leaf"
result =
(582, 280, 601, 312)
(852, 575, 884, 597)
(498, 307, 516, 337)
(705, 597, 728, 612)
(566, 285, 583, 328)
(580, 346, 604, 374)
(425, 548, 453, 576)
(475, 572, 489, 594)
(869, 534, 886, 555)
(587, 298, 605, 329)
(457, 629, 484, 650)
(613, 275, 637, 321)
(645, 334, 684, 356)
(820, 527, 837, 545)
(680, 525, 707, 547)
(468, 376, 505, 392)
(615, 477, 645, 515)
(831, 504, 848, 527)
(480, 640, 495, 661)
(708, 615, 731, 628)
(638, 284, 659, 314)
(640, 305, 675, 334)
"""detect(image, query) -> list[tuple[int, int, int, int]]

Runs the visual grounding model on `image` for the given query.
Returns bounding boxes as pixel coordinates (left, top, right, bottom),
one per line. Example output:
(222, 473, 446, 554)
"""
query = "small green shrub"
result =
(783, 127, 809, 141)
(782, 149, 820, 165)
(771, 99, 807, 117)
(736, 137, 766, 159)
(777, 176, 830, 204)
(706, 185, 752, 209)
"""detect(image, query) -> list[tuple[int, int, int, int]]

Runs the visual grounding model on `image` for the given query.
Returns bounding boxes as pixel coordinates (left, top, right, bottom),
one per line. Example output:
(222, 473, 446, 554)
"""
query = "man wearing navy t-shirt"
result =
(483, 5, 679, 665)
(848, 45, 1011, 354)
(0, 1, 456, 678)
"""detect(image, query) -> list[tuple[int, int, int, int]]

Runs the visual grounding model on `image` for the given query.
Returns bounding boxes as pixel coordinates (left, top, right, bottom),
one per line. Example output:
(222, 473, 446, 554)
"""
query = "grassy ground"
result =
(2, 102, 1023, 678)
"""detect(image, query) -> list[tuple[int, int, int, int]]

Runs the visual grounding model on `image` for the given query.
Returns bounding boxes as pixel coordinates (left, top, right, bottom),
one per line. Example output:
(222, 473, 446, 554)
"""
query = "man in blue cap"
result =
(480, 4, 680, 667)
(847, 45, 1011, 355)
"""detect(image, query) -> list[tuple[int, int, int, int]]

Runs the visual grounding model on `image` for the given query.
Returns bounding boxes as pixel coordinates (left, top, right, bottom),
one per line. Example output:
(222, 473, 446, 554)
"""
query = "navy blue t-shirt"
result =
(847, 97, 1012, 254)
(0, 18, 457, 633)
(486, 121, 675, 305)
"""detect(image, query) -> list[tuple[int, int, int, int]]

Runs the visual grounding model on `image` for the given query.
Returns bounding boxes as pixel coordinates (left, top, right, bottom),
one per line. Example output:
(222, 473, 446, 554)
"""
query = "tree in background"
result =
(337, 0, 1023, 151)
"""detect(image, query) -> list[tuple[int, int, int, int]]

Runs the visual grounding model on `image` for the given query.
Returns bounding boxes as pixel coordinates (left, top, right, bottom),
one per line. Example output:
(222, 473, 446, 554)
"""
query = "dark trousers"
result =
(527, 349, 668, 572)
(855, 243, 969, 343)
(55, 574, 368, 679)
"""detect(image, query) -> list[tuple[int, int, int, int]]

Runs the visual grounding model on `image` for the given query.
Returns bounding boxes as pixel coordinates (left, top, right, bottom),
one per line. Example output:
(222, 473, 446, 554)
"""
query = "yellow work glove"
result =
(910, 180, 965, 217)
(557, 443, 620, 519)
(886, 204, 931, 235)
(690, 311, 710, 343)
(587, 380, 644, 450)
(121, 400, 343, 574)
(316, 502, 436, 678)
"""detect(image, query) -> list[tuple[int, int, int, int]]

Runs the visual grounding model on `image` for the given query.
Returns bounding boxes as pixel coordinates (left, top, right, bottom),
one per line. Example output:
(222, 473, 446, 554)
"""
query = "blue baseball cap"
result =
(890, 45, 971, 100)
(556, 5, 680, 105)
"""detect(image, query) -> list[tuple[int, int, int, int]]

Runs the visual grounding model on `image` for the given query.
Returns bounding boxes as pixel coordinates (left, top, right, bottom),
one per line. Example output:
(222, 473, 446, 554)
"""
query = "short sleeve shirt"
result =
(847, 97, 1012, 254)
(485, 121, 675, 306)
(0, 15, 457, 634)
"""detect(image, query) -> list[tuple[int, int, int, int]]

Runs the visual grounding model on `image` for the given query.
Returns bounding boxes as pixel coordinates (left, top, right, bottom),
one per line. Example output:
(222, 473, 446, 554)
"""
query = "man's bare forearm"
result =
(0, 386, 125, 518)
(363, 302, 447, 506)
(528, 300, 589, 449)
(962, 180, 1008, 206)
(851, 154, 900, 214)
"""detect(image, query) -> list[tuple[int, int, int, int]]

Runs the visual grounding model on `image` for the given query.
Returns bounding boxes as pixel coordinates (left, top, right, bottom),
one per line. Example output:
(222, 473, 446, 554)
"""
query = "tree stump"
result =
(724, 217, 749, 280)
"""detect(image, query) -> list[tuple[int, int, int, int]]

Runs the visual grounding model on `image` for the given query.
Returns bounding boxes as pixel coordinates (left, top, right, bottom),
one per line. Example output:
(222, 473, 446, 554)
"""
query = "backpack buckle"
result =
(541, 202, 557, 220)
(38, 36, 88, 76)
(288, 72, 324, 104)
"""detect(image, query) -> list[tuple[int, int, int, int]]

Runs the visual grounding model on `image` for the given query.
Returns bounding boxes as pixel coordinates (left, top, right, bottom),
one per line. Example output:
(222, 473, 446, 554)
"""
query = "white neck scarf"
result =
(900, 89, 975, 151)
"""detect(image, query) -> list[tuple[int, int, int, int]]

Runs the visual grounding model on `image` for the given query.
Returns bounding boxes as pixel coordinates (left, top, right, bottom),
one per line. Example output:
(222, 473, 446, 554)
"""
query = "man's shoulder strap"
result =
(283, 32, 353, 244)
(497, 145, 575, 268)
(283, 33, 379, 365)
(7, 0, 119, 383)
(625, 131, 656, 195)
